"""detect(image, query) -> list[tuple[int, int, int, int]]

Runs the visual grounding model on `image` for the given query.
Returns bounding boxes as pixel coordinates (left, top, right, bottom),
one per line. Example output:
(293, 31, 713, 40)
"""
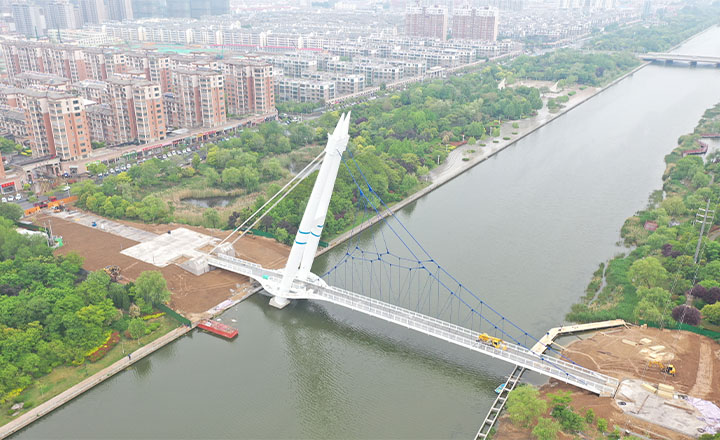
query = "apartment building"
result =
(107, 77, 166, 144)
(83, 48, 127, 81)
(18, 89, 91, 160)
(169, 69, 225, 129)
(274, 77, 335, 103)
(299, 71, 364, 96)
(14, 72, 71, 90)
(405, 5, 448, 40)
(11, 3, 46, 37)
(45, 1, 78, 30)
(0, 104, 29, 143)
(107, 0, 133, 21)
(79, 0, 107, 24)
(222, 58, 275, 116)
(452, 6, 499, 41)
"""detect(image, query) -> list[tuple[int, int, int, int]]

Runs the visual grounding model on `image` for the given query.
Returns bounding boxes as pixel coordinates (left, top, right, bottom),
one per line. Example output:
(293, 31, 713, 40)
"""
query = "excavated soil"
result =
(35, 213, 289, 318)
(495, 326, 720, 440)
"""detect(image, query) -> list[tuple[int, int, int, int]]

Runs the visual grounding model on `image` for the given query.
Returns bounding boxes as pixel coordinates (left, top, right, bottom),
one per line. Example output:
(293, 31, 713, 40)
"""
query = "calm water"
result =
(14, 28, 720, 440)
(182, 196, 235, 208)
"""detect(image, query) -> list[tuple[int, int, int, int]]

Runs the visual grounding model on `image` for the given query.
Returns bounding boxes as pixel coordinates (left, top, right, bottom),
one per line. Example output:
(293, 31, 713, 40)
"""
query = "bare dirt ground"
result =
(495, 326, 720, 440)
(35, 213, 289, 318)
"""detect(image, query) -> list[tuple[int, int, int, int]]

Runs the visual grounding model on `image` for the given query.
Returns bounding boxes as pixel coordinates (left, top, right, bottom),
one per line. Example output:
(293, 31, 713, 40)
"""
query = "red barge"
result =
(197, 320, 238, 339)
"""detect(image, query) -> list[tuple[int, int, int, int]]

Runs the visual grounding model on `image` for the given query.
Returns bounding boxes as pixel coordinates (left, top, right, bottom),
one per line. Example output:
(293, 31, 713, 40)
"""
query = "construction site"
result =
(34, 209, 289, 322)
(495, 326, 720, 439)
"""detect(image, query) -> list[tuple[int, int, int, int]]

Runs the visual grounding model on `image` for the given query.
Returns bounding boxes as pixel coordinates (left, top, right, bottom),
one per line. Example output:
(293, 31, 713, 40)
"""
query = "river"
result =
(13, 27, 720, 440)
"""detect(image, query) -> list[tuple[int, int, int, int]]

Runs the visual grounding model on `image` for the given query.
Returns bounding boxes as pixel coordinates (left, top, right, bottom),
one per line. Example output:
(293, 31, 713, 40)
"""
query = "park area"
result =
(495, 326, 720, 439)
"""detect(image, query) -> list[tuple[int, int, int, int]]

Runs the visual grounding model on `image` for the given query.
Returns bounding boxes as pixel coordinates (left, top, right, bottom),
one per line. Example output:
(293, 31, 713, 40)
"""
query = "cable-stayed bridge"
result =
(208, 113, 620, 398)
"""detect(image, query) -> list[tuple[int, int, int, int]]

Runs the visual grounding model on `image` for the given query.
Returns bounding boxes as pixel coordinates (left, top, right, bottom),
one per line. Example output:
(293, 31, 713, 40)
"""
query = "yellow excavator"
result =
(648, 360, 676, 376)
(478, 333, 508, 351)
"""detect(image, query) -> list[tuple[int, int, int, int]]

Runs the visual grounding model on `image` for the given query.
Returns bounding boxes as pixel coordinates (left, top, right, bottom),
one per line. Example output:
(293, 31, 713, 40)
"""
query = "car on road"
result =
(15, 194, 21, 201)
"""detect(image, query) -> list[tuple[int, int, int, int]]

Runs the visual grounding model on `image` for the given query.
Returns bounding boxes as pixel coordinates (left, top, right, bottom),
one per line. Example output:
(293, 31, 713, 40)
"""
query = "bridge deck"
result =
(208, 254, 619, 397)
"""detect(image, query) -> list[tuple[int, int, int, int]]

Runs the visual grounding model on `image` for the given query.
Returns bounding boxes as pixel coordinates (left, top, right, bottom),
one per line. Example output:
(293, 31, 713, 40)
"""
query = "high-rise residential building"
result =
(106, 77, 166, 144)
(11, 3, 46, 37)
(169, 69, 225, 128)
(405, 5, 448, 40)
(44, 1, 78, 30)
(107, 0, 133, 21)
(222, 58, 275, 116)
(79, 0, 106, 24)
(126, 52, 172, 92)
(1, 40, 89, 82)
(166, 0, 228, 18)
(130, 0, 165, 18)
(18, 89, 91, 160)
(452, 6, 498, 41)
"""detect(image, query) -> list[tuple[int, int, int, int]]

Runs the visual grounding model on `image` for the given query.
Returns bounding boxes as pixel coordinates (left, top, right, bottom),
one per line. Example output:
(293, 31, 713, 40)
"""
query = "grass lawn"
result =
(0, 316, 179, 427)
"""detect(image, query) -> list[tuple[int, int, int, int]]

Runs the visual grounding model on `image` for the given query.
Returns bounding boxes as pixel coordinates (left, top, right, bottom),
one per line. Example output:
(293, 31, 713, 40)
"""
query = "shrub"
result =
(506, 385, 547, 428)
(532, 417, 560, 440)
(551, 406, 584, 433)
(702, 302, 720, 325)
(671, 305, 701, 325)
(584, 409, 595, 424)
(597, 417, 608, 433)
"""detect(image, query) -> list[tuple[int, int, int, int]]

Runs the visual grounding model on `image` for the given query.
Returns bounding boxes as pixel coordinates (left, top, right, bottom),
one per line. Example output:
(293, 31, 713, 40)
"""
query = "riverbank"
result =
(317, 60, 650, 257)
(0, 324, 191, 439)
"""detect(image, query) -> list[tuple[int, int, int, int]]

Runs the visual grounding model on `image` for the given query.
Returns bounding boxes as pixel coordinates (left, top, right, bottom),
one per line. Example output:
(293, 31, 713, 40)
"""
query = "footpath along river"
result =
(12, 27, 720, 440)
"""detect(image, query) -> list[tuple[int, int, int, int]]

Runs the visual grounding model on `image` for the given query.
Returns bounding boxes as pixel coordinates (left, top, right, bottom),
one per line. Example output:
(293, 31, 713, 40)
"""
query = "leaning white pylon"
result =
(269, 112, 351, 309)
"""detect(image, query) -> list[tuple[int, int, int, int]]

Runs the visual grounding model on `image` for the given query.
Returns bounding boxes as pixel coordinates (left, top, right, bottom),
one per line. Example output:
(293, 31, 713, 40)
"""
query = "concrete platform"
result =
(121, 227, 219, 267)
(616, 379, 708, 437)
(52, 211, 157, 243)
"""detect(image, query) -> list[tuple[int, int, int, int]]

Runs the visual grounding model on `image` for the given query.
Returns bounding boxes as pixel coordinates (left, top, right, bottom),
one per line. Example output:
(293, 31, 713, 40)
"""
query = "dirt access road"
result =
(495, 326, 720, 440)
(36, 213, 289, 318)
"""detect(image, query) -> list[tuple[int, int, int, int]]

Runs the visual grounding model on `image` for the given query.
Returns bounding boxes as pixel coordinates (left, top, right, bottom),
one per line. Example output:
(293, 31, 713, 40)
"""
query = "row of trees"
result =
(508, 50, 640, 87)
(588, 4, 720, 53)
(506, 386, 622, 440)
(567, 103, 720, 331)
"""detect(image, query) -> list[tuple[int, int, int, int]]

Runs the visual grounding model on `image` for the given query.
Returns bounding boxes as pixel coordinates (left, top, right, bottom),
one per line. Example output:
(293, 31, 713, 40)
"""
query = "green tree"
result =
(661, 196, 686, 216)
(628, 257, 669, 289)
(702, 302, 720, 325)
(128, 318, 146, 339)
(532, 417, 561, 440)
(596, 417, 608, 433)
(203, 208, 222, 229)
(0, 203, 24, 221)
(506, 385, 547, 428)
(192, 153, 200, 169)
(132, 271, 170, 307)
(634, 286, 672, 323)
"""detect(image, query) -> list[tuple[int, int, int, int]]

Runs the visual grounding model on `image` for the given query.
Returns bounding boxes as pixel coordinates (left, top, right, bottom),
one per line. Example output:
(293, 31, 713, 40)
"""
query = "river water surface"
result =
(14, 28, 720, 439)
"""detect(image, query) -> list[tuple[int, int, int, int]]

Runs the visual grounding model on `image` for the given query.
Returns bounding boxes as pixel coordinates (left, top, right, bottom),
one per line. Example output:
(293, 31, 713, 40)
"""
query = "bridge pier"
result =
(269, 296, 291, 309)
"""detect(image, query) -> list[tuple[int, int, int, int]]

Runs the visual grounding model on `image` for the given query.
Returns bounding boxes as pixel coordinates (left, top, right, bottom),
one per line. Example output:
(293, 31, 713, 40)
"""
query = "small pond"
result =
(182, 196, 235, 208)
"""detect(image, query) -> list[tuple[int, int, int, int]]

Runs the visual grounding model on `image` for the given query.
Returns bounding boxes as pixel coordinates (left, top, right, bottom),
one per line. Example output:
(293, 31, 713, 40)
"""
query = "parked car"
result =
(1, 197, 6, 203)
(15, 194, 21, 201)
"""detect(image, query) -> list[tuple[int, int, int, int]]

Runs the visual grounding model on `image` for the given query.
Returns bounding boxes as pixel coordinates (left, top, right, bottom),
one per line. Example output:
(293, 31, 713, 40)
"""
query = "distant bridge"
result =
(640, 52, 720, 66)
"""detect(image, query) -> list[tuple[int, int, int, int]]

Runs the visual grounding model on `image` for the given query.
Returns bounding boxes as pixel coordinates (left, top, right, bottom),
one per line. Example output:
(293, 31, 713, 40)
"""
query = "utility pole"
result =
(693, 198, 714, 264)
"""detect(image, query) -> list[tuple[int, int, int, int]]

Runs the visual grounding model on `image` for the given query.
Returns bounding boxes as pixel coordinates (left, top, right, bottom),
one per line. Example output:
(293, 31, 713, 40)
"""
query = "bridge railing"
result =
(207, 254, 618, 395)
(310, 282, 618, 394)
